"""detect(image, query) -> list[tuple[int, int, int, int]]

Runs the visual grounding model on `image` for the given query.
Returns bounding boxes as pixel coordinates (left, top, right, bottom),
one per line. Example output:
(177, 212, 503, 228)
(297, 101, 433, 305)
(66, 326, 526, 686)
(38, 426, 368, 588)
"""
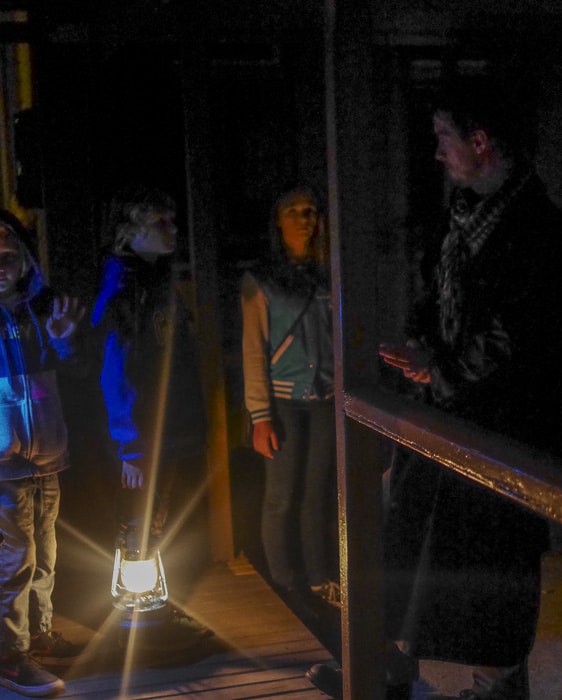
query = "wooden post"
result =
(179, 43, 235, 563)
(325, 0, 387, 697)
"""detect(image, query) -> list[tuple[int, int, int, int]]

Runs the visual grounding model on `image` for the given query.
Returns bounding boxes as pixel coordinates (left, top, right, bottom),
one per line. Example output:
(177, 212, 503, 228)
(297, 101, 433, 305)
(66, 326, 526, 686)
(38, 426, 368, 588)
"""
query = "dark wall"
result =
(38, 42, 97, 298)
(92, 46, 187, 238)
(33, 26, 327, 552)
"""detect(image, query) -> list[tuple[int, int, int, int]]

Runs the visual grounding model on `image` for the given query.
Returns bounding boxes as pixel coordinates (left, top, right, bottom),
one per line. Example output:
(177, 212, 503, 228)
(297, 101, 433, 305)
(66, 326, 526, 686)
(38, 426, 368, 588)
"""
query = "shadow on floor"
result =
(40, 620, 229, 682)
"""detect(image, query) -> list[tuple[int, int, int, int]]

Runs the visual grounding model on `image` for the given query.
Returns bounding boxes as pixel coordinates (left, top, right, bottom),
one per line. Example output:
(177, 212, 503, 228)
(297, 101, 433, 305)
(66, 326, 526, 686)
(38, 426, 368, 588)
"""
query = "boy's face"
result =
(129, 209, 177, 258)
(0, 226, 24, 298)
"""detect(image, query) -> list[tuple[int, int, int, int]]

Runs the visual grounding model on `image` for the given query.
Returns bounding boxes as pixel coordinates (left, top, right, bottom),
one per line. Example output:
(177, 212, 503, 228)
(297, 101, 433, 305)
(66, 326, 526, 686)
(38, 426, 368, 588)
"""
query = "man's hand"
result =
(252, 420, 279, 459)
(379, 342, 431, 384)
(122, 461, 144, 489)
(46, 296, 85, 339)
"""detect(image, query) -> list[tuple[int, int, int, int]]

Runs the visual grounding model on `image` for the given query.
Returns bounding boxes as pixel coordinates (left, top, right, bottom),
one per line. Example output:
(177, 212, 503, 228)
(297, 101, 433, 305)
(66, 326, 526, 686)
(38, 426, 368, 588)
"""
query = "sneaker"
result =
(0, 653, 64, 697)
(310, 580, 341, 607)
(30, 631, 81, 658)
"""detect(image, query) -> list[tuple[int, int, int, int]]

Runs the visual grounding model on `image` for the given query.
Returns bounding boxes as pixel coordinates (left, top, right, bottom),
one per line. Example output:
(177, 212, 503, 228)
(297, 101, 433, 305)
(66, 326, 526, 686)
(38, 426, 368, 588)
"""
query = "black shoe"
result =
(306, 662, 414, 699)
(0, 653, 64, 697)
(29, 631, 81, 658)
(306, 663, 343, 699)
(459, 662, 529, 700)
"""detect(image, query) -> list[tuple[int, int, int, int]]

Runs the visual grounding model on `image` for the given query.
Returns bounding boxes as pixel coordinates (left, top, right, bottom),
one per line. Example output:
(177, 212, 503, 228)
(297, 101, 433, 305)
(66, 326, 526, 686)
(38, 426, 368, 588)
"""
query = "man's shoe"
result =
(306, 663, 343, 699)
(306, 661, 413, 700)
(310, 580, 341, 608)
(0, 653, 64, 697)
(30, 631, 81, 658)
(459, 662, 529, 700)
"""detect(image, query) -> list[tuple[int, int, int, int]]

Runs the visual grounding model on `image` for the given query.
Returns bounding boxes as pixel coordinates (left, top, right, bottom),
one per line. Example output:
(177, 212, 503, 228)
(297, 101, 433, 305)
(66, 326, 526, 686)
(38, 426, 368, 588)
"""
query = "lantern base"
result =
(114, 604, 214, 654)
(116, 604, 168, 629)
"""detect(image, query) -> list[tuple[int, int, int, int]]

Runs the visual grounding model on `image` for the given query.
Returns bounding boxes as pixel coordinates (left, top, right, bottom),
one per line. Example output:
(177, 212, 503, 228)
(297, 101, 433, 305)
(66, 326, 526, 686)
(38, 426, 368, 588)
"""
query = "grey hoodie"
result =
(0, 212, 75, 480)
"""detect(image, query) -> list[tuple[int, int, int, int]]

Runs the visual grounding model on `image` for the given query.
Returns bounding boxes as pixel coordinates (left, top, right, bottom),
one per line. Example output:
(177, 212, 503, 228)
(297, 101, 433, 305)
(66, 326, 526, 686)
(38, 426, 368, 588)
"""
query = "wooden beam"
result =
(346, 388, 562, 524)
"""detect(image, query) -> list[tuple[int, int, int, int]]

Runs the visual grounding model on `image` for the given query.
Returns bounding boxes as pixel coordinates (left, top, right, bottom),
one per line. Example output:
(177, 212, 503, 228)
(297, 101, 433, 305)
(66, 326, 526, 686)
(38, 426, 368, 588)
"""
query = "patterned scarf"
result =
(437, 168, 532, 347)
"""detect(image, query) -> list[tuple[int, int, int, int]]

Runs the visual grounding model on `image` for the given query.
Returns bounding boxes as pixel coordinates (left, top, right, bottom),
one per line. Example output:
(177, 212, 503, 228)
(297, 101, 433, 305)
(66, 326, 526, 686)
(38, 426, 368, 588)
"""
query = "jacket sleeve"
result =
(240, 272, 272, 424)
(48, 335, 79, 362)
(421, 236, 544, 409)
(427, 318, 511, 407)
(33, 287, 84, 372)
(100, 328, 145, 463)
(93, 258, 145, 465)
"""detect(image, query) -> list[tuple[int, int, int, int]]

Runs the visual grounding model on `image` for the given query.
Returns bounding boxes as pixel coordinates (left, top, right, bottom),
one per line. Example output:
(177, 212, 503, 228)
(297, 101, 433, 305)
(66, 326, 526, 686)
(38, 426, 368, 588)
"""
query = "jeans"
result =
(262, 398, 336, 589)
(0, 473, 60, 656)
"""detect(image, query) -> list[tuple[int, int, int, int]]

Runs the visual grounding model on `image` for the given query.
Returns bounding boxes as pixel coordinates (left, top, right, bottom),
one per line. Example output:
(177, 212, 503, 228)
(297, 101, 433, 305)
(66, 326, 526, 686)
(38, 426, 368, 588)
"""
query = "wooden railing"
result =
(337, 387, 562, 700)
(345, 387, 562, 525)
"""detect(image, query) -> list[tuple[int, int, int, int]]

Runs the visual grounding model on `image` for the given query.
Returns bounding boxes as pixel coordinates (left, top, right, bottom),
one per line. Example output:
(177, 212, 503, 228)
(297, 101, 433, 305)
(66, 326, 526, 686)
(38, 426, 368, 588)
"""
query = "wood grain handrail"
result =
(345, 387, 562, 524)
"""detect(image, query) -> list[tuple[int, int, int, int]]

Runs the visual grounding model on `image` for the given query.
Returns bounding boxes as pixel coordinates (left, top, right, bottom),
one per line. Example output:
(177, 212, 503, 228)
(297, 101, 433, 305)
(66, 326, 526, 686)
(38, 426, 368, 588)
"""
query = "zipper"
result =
(8, 308, 34, 460)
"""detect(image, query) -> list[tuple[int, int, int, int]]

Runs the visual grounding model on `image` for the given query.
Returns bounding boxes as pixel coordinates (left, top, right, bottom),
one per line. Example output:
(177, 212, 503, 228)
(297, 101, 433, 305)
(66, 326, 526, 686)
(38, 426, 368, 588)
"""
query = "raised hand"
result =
(46, 296, 86, 339)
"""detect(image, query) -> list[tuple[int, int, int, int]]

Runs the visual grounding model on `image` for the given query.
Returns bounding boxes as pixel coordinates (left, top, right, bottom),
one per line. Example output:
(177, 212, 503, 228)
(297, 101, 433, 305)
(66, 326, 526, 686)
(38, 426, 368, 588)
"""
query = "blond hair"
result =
(103, 185, 176, 254)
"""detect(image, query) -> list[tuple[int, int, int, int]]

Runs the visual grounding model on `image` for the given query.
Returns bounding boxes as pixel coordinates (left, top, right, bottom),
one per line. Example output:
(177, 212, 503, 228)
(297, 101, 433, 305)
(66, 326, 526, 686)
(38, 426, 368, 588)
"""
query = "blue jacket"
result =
(92, 253, 206, 471)
(0, 219, 75, 481)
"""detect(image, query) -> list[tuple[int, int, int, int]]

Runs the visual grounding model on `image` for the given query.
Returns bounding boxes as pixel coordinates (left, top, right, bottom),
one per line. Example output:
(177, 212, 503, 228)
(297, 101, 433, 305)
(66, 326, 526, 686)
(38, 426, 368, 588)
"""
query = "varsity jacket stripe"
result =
(241, 271, 333, 425)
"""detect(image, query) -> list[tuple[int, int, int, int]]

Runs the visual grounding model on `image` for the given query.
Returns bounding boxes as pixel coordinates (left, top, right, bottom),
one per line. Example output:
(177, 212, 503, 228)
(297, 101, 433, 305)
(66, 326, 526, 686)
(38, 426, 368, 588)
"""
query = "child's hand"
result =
(46, 296, 85, 339)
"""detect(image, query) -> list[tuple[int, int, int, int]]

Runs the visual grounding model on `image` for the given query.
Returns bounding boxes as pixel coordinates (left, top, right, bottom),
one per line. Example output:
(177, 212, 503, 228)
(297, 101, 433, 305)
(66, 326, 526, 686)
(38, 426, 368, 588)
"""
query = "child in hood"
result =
(0, 210, 84, 698)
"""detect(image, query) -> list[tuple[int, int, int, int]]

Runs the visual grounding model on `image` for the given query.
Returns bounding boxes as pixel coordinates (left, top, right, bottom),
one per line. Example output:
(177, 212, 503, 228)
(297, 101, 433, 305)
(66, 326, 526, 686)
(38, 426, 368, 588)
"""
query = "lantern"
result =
(111, 518, 168, 627)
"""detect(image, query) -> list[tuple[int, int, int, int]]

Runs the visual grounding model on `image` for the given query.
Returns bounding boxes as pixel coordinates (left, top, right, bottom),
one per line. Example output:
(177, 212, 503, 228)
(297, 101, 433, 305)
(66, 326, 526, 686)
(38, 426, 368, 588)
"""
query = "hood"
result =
(0, 209, 44, 301)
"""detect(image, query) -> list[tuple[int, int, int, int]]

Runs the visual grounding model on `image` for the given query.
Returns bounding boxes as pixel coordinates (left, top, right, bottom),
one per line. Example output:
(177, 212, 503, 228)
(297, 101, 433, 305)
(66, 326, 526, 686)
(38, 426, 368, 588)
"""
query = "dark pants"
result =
(117, 448, 208, 537)
(261, 398, 336, 589)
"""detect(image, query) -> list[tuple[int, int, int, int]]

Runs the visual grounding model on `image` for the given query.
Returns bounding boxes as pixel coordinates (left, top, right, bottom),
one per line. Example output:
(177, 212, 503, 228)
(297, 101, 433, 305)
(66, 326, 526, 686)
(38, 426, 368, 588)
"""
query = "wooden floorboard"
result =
(38, 556, 335, 699)
(19, 533, 562, 699)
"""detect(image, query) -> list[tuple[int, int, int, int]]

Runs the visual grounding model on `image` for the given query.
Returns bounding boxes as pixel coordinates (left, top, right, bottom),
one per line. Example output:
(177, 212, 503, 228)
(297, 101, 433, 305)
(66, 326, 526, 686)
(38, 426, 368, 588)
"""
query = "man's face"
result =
(0, 226, 24, 297)
(129, 209, 177, 258)
(433, 113, 484, 186)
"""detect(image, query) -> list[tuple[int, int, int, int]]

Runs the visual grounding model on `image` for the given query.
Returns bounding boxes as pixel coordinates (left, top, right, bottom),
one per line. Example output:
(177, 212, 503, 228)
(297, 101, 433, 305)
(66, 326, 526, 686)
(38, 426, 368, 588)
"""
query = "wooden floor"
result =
(32, 555, 335, 700)
(9, 498, 562, 700)
(41, 549, 562, 700)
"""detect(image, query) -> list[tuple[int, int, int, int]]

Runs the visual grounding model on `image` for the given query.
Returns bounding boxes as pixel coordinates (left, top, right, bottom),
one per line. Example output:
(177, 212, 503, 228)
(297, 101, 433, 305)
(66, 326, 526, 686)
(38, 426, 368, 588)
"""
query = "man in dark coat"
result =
(308, 80, 562, 700)
(379, 80, 562, 699)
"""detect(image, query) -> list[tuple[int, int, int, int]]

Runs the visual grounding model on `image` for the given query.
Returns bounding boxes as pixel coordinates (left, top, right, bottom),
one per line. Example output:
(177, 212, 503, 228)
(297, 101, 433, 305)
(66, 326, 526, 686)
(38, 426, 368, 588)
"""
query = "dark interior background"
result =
(4, 2, 562, 610)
